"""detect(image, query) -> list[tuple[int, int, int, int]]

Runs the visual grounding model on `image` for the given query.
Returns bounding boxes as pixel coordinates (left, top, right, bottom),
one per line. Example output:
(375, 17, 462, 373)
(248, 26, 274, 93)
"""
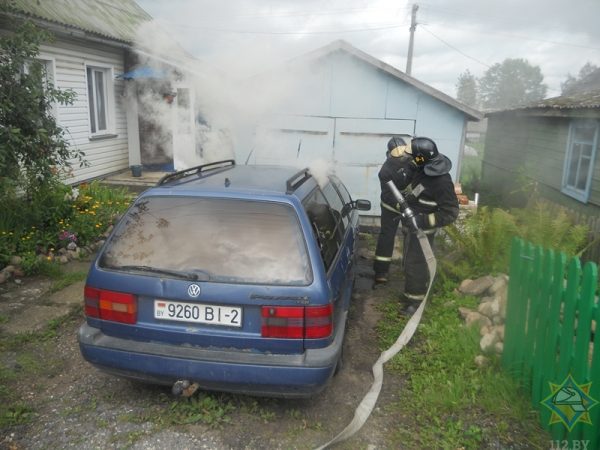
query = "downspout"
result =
(456, 116, 468, 182)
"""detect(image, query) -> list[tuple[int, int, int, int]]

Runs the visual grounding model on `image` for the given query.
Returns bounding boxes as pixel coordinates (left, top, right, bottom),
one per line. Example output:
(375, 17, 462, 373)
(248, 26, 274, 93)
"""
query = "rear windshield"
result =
(99, 197, 312, 285)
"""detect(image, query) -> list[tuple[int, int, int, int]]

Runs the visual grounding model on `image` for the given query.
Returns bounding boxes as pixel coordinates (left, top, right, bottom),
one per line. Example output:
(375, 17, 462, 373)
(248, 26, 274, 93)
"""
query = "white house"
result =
(246, 40, 483, 214)
(0, 0, 155, 183)
(1, 0, 199, 183)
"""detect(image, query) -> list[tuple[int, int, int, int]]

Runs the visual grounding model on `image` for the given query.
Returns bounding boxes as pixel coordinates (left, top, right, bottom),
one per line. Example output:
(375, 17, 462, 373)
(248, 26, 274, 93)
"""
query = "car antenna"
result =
(244, 147, 255, 165)
(296, 139, 302, 159)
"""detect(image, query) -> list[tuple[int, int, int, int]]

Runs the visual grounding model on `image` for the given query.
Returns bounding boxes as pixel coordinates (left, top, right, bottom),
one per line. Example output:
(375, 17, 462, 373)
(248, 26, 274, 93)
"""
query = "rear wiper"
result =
(112, 265, 206, 281)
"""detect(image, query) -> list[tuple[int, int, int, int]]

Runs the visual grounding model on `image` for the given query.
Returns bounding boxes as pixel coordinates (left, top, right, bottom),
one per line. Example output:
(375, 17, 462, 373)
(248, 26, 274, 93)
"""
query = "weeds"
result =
(376, 266, 550, 448)
(48, 270, 87, 293)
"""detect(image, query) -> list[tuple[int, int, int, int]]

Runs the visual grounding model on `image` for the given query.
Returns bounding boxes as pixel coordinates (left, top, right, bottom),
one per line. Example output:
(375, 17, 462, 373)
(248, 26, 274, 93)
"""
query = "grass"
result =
(48, 269, 87, 293)
(0, 306, 81, 428)
(375, 269, 551, 449)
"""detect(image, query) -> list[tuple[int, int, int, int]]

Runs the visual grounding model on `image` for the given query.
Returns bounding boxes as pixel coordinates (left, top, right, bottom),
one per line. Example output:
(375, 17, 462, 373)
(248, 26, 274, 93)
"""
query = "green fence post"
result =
(571, 262, 597, 442)
(523, 245, 544, 386)
(532, 248, 555, 406)
(513, 241, 535, 380)
(539, 250, 566, 432)
(551, 257, 582, 441)
(581, 263, 599, 448)
(503, 237, 524, 372)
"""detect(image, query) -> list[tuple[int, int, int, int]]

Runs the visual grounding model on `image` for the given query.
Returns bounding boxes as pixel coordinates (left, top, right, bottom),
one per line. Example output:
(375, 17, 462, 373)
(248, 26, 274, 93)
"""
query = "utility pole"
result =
(406, 3, 418, 76)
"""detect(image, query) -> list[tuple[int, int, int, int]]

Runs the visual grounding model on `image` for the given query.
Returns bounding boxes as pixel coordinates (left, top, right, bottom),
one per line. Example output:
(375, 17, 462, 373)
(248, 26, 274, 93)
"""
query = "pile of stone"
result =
(456, 274, 509, 367)
(0, 227, 111, 285)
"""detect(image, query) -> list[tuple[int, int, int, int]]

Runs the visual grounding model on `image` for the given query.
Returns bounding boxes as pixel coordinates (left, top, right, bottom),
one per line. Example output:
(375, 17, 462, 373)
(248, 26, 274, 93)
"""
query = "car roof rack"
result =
(286, 168, 312, 194)
(157, 159, 236, 186)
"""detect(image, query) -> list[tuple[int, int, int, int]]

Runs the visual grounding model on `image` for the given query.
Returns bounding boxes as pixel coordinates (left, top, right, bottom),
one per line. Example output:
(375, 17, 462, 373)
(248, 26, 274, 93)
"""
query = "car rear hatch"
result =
(86, 195, 332, 354)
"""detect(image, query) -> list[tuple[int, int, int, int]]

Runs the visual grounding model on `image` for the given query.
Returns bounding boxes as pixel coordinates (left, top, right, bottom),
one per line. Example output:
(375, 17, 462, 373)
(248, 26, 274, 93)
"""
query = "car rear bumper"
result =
(78, 317, 345, 398)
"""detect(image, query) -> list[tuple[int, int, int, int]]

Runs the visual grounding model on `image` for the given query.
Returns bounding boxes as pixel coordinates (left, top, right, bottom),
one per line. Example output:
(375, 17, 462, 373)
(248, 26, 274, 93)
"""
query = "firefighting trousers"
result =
(403, 229, 436, 298)
(373, 203, 402, 277)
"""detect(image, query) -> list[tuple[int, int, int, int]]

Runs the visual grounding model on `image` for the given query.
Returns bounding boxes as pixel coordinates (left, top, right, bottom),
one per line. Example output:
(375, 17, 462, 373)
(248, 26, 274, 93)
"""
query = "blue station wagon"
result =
(78, 160, 370, 397)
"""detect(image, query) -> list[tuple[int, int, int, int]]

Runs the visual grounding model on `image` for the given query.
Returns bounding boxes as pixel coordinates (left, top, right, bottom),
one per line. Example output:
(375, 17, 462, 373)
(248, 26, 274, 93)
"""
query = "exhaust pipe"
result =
(172, 380, 200, 397)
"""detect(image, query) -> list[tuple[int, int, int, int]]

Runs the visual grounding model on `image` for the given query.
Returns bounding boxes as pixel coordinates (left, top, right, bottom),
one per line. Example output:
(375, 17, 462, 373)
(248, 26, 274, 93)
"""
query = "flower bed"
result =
(0, 181, 132, 279)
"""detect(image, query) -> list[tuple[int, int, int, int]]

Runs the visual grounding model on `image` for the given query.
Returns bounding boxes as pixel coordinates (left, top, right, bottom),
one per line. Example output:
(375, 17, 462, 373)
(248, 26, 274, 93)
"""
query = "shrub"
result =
(0, 20, 84, 194)
(444, 207, 518, 278)
(444, 201, 590, 281)
(0, 182, 131, 272)
(512, 200, 588, 257)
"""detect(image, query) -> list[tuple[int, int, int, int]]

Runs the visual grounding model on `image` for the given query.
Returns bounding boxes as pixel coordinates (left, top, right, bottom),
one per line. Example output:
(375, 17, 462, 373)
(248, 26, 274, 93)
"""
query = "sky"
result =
(135, 0, 600, 102)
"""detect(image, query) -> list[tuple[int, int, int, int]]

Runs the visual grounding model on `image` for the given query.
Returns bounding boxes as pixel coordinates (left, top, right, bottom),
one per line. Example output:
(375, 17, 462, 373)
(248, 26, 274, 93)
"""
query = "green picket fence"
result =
(503, 238, 600, 447)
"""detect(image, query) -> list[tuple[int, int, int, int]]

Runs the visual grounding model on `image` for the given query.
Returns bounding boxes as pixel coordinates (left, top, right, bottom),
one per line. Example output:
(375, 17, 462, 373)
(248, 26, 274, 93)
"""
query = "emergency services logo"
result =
(541, 374, 598, 431)
(187, 284, 201, 298)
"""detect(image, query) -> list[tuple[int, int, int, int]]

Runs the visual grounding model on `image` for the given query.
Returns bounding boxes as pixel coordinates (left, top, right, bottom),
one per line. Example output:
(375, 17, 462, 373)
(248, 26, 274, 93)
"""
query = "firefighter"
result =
(373, 136, 417, 287)
(400, 136, 459, 312)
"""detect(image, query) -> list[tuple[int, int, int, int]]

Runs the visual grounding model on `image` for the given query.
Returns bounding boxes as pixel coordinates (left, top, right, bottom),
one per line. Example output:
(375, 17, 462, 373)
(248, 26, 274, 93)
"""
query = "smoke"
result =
(130, 20, 326, 171)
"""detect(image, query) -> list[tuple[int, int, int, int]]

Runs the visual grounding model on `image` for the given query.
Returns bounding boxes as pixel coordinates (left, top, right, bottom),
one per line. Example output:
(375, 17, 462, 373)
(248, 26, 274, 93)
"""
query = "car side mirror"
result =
(354, 199, 371, 211)
(341, 199, 372, 216)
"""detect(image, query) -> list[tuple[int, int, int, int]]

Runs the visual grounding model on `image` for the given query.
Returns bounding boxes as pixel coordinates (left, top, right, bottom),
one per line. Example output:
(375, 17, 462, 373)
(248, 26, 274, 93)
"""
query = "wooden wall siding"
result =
(484, 114, 600, 207)
(39, 36, 129, 183)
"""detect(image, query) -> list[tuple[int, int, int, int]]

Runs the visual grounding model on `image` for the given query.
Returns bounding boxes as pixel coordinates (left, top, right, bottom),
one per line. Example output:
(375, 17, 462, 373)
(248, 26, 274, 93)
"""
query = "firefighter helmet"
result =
(387, 136, 409, 158)
(408, 137, 438, 165)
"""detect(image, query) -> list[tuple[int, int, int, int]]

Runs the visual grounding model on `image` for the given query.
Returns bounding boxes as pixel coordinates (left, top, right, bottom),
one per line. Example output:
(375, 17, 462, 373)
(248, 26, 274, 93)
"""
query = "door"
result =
(172, 86, 197, 170)
(252, 115, 335, 166)
(333, 118, 414, 215)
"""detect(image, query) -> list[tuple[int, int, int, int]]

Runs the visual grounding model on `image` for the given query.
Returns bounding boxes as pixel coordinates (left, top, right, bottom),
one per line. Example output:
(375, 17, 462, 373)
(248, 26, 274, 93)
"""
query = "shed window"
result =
(561, 120, 599, 203)
(86, 66, 113, 135)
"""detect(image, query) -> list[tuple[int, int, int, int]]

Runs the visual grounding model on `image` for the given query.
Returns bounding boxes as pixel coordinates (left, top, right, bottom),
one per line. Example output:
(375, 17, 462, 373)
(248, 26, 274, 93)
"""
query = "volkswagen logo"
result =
(187, 284, 201, 298)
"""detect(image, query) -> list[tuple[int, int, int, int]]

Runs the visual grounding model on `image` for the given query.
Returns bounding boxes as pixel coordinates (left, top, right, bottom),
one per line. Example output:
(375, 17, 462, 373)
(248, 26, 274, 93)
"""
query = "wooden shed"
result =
(483, 90, 600, 216)
(483, 89, 600, 260)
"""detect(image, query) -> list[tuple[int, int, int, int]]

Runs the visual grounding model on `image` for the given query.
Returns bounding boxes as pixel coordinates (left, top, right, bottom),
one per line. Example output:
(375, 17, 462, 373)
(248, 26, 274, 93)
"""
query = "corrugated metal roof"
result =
(8, 0, 152, 44)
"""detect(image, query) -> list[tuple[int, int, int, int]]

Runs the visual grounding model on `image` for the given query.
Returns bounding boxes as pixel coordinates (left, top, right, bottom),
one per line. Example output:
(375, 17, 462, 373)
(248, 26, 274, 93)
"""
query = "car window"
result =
(302, 188, 339, 271)
(99, 197, 312, 285)
(330, 175, 352, 205)
(322, 181, 348, 234)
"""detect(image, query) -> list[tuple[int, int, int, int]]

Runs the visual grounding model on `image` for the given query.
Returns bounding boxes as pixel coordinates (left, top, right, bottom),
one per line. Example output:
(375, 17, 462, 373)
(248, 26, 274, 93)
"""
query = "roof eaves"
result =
(6, 9, 133, 45)
(290, 40, 483, 121)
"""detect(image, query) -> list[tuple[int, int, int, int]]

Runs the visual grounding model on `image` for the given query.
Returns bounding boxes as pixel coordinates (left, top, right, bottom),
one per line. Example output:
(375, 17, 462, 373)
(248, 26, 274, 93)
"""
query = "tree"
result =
(561, 62, 599, 95)
(456, 70, 478, 108)
(478, 58, 547, 110)
(0, 20, 83, 194)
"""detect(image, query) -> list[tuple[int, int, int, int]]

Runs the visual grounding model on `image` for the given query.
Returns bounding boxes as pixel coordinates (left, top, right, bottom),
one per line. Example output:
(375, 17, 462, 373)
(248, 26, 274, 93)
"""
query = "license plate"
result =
(154, 300, 242, 327)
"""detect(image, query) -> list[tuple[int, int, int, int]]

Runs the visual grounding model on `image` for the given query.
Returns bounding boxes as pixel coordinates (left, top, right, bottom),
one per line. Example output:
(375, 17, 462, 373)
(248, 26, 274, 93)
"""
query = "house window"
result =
(86, 66, 113, 135)
(562, 120, 599, 202)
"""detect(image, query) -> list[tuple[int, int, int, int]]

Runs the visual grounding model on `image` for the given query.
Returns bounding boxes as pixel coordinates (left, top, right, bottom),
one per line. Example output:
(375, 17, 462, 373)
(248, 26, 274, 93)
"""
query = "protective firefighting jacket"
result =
(405, 154, 459, 230)
(378, 154, 416, 213)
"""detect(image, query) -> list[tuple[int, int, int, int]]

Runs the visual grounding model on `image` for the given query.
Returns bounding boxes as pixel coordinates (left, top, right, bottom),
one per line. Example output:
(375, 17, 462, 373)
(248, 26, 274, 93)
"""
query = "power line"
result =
(215, 5, 412, 19)
(155, 19, 405, 35)
(418, 4, 600, 51)
(420, 26, 491, 68)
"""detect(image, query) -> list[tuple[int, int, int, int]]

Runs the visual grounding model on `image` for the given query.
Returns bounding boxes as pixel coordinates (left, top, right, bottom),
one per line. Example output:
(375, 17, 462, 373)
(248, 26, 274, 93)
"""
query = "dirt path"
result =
(1, 243, 408, 450)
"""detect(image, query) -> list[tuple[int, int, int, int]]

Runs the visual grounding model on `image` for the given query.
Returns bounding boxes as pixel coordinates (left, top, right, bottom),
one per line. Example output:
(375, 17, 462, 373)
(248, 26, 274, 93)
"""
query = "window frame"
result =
(302, 186, 342, 272)
(561, 119, 599, 203)
(36, 54, 58, 119)
(85, 63, 116, 138)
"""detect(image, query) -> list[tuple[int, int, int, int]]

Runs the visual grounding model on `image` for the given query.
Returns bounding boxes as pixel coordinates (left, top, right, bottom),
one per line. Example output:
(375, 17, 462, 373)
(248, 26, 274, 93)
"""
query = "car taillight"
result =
(84, 285, 137, 324)
(261, 304, 332, 339)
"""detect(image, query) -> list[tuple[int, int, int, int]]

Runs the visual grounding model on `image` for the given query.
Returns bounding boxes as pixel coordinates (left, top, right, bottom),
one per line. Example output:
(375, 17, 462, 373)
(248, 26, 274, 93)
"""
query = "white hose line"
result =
(315, 230, 436, 450)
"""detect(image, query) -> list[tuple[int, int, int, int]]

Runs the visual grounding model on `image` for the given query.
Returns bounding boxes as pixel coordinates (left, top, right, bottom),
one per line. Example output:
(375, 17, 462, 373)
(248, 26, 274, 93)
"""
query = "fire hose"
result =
(315, 180, 437, 449)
